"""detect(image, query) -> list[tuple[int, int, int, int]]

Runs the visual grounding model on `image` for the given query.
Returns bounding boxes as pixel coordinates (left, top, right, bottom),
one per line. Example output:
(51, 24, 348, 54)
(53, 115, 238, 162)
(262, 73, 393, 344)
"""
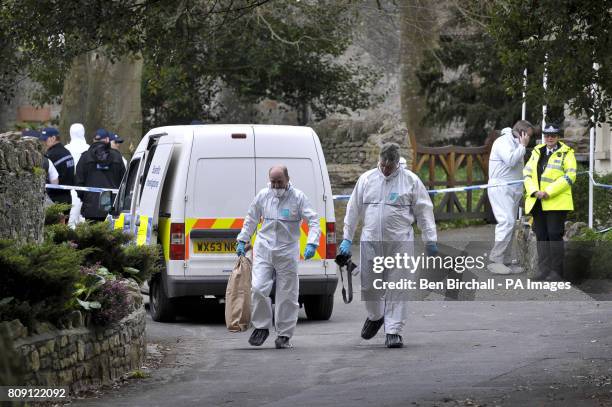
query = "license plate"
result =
(193, 239, 237, 254)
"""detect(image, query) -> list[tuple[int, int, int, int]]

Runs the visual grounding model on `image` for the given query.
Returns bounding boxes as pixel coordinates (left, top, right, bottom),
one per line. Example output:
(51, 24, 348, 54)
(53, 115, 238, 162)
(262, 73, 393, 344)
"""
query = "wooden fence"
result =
(410, 134, 494, 221)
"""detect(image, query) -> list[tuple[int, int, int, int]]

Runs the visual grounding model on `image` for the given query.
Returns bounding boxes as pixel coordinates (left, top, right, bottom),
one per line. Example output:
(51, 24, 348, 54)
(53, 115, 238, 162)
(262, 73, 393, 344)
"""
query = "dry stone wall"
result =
(0, 304, 146, 394)
(0, 132, 46, 243)
(314, 117, 413, 194)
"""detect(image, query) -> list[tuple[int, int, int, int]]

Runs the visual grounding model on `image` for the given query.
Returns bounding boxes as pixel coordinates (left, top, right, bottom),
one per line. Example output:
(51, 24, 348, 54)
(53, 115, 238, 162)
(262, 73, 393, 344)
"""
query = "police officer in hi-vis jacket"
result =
(523, 123, 577, 281)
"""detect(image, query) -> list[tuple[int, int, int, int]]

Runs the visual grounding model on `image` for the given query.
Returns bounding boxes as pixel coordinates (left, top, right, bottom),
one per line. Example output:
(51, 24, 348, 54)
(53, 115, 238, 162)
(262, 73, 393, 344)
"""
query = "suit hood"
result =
(69, 123, 87, 143)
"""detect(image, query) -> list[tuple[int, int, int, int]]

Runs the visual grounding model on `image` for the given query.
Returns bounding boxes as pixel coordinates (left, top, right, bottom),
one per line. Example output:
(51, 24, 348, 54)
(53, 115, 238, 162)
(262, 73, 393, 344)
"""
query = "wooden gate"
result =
(410, 134, 493, 221)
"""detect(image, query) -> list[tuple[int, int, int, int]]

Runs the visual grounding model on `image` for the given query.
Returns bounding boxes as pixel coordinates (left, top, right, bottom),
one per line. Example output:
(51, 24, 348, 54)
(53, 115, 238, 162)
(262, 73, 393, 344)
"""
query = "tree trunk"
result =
(298, 101, 310, 126)
(59, 50, 143, 155)
(399, 0, 439, 145)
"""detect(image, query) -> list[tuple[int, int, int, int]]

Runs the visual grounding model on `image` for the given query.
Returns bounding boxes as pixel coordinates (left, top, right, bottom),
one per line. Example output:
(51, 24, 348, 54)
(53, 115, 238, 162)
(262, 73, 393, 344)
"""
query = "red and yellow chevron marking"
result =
(184, 217, 327, 260)
(299, 218, 327, 259)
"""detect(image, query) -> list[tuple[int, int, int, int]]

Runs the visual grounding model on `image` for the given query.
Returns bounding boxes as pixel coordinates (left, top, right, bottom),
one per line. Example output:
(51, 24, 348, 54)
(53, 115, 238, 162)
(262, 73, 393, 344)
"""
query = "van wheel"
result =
(304, 295, 334, 320)
(149, 275, 176, 322)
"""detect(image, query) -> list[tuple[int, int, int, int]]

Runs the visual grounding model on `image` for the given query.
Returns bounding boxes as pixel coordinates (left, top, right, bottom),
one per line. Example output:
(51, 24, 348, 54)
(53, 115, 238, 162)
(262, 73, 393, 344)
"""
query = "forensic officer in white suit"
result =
(65, 123, 90, 227)
(340, 143, 437, 348)
(487, 120, 533, 274)
(236, 165, 320, 349)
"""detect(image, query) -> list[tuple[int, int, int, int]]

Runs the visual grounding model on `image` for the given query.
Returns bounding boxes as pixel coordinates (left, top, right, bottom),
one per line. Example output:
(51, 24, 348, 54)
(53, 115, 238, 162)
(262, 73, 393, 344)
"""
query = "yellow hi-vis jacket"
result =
(523, 141, 577, 214)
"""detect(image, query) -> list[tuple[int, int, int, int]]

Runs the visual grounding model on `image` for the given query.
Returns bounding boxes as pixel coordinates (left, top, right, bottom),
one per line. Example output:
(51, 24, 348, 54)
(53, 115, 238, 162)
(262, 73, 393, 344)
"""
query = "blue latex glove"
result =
(339, 239, 352, 256)
(236, 241, 246, 256)
(425, 242, 438, 256)
(304, 243, 317, 260)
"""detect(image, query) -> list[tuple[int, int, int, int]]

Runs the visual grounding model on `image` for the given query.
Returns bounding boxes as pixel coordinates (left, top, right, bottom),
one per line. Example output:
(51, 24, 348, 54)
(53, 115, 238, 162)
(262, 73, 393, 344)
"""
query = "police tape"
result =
(332, 179, 524, 201)
(332, 171, 609, 201)
(588, 172, 612, 190)
(44, 170, 610, 199)
(45, 184, 119, 194)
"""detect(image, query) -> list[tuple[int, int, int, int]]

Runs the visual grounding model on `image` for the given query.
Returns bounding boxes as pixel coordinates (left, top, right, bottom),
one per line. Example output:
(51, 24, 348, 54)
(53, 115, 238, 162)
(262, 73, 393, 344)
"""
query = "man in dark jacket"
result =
(39, 127, 75, 204)
(75, 129, 126, 221)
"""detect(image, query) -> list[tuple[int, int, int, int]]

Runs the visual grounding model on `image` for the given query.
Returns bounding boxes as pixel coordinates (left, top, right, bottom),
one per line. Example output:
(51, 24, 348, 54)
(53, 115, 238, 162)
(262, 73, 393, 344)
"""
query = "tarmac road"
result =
(72, 226, 612, 407)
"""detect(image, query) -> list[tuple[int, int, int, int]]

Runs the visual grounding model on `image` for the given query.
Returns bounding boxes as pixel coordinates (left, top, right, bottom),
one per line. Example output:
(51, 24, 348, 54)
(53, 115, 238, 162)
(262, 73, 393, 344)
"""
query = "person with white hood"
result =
(487, 120, 533, 274)
(65, 123, 90, 227)
(236, 165, 320, 349)
(339, 143, 438, 348)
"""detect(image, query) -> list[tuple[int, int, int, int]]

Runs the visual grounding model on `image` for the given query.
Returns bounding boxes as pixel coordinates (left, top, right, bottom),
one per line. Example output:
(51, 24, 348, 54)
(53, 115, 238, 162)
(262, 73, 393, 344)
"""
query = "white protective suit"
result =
(237, 183, 320, 338)
(487, 128, 525, 264)
(65, 124, 90, 228)
(344, 166, 437, 334)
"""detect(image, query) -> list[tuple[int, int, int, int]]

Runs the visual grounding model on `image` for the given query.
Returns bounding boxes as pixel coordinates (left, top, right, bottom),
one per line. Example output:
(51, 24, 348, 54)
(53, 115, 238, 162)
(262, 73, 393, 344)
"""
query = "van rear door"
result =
(185, 126, 256, 276)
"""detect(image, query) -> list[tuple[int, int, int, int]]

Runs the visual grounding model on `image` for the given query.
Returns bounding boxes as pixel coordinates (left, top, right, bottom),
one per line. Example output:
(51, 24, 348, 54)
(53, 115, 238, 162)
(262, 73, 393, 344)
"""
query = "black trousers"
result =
(531, 200, 567, 276)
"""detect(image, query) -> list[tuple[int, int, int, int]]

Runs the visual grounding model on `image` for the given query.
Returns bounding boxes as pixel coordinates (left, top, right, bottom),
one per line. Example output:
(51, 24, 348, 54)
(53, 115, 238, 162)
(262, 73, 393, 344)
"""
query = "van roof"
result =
(150, 124, 314, 132)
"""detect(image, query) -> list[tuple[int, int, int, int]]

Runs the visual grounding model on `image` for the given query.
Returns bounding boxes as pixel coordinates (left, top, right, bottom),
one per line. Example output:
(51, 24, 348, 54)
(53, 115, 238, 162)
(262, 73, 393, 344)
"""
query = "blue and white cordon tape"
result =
(587, 172, 612, 190)
(332, 179, 524, 202)
(44, 170, 610, 200)
(45, 184, 118, 194)
(332, 171, 611, 201)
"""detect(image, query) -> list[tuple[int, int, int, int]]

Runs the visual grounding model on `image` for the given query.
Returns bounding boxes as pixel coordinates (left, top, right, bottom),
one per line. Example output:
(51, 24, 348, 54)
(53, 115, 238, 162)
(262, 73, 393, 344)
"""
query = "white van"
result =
(108, 125, 338, 322)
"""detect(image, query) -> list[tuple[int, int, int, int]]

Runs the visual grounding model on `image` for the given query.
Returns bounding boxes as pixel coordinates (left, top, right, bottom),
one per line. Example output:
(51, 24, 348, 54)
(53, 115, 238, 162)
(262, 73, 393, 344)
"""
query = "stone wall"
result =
(0, 132, 46, 243)
(314, 117, 413, 194)
(516, 219, 589, 278)
(0, 305, 146, 394)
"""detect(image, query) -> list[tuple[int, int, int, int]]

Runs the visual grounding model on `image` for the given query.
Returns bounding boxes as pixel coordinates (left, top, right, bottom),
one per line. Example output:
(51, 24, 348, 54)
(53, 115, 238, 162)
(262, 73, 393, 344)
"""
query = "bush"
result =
(0, 246, 144, 328)
(46, 222, 133, 274)
(44, 203, 71, 225)
(567, 228, 612, 281)
(90, 280, 133, 326)
(568, 165, 612, 229)
(0, 222, 160, 327)
(46, 222, 162, 282)
(0, 240, 83, 327)
(122, 244, 162, 283)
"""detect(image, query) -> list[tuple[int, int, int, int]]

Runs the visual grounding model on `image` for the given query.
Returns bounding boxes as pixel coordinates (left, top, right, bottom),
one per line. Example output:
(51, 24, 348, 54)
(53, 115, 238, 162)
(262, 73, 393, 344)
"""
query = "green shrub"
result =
(71, 264, 110, 312)
(46, 222, 162, 282)
(122, 244, 162, 283)
(44, 203, 71, 225)
(1, 220, 158, 328)
(568, 166, 612, 229)
(0, 240, 83, 327)
(46, 222, 132, 274)
(568, 228, 612, 280)
(45, 223, 78, 243)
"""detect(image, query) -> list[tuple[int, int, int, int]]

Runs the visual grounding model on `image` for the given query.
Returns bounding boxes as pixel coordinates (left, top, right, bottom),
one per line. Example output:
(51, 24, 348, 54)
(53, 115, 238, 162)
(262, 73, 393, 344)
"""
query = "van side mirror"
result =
(99, 191, 113, 213)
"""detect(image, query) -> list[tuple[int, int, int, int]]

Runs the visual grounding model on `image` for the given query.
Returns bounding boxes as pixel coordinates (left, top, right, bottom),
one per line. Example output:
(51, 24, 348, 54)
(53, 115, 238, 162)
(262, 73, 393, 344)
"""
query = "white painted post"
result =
(542, 55, 547, 144)
(589, 126, 594, 229)
(518, 67, 528, 220)
(522, 68, 527, 120)
(588, 62, 599, 229)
